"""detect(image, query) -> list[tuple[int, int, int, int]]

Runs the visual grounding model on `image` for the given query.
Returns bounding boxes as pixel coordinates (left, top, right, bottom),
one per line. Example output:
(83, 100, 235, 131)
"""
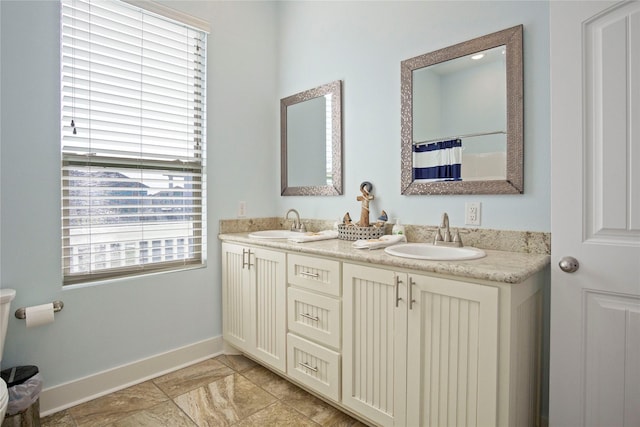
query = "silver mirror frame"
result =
(281, 80, 343, 196)
(401, 25, 523, 195)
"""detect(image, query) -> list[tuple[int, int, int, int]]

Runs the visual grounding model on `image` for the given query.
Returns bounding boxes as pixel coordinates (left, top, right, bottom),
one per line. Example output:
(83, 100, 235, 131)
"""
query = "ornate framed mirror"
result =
(401, 25, 523, 195)
(281, 80, 343, 196)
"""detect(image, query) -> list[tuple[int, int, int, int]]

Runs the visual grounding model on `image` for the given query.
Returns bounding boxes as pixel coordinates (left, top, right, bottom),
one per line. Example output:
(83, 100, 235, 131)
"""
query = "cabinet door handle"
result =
(299, 271, 319, 278)
(395, 275, 403, 307)
(242, 249, 249, 269)
(299, 361, 318, 372)
(409, 277, 416, 310)
(300, 313, 320, 322)
(242, 249, 254, 269)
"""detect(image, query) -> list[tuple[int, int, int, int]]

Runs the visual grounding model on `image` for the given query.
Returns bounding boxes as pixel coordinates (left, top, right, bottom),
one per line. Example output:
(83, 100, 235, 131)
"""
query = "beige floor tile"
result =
(278, 387, 345, 422)
(67, 381, 168, 427)
(241, 365, 300, 399)
(215, 354, 257, 373)
(102, 401, 195, 427)
(234, 401, 321, 427)
(272, 385, 365, 426)
(242, 366, 365, 426)
(41, 358, 365, 427)
(152, 358, 234, 398)
(173, 373, 277, 426)
(41, 410, 77, 427)
(311, 408, 368, 427)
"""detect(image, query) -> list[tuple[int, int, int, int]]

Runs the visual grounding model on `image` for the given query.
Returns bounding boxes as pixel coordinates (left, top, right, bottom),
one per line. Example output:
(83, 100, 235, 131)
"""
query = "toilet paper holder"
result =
(14, 301, 64, 320)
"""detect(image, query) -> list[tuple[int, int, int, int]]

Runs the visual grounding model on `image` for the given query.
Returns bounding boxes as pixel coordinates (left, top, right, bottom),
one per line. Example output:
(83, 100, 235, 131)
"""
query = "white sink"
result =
(384, 243, 486, 261)
(248, 230, 300, 239)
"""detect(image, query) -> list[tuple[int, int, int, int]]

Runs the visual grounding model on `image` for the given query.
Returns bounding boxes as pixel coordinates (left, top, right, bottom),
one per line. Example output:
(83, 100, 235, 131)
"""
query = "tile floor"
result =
(40, 355, 367, 427)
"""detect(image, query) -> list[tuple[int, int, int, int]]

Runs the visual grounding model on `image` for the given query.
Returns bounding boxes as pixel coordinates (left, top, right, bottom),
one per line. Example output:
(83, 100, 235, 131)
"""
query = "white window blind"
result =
(61, 0, 207, 285)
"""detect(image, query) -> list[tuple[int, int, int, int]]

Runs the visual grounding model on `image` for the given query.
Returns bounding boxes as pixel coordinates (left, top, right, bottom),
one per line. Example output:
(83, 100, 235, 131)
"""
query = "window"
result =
(61, 0, 208, 285)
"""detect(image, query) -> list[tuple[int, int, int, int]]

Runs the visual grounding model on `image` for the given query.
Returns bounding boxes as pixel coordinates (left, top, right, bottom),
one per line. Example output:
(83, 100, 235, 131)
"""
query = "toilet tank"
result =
(0, 289, 16, 362)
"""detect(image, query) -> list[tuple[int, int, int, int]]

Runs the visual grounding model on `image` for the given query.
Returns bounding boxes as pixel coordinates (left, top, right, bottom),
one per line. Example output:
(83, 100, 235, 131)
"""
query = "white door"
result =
(550, 2, 640, 426)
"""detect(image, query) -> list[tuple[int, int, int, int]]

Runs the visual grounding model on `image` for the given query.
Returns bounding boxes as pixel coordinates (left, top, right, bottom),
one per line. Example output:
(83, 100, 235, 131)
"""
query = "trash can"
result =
(1, 366, 42, 427)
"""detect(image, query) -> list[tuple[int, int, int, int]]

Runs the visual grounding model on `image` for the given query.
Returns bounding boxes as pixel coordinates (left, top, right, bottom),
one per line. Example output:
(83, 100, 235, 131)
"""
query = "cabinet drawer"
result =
(288, 254, 341, 296)
(287, 333, 340, 401)
(288, 287, 341, 350)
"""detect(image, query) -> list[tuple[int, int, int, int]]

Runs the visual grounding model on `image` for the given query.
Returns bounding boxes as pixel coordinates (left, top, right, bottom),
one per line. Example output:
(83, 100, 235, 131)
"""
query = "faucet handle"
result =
(299, 222, 307, 233)
(453, 230, 463, 247)
(289, 221, 301, 231)
(434, 228, 443, 243)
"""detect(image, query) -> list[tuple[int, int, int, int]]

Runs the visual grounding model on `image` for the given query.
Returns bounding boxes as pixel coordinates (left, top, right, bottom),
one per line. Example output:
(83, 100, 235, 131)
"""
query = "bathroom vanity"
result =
(219, 231, 549, 427)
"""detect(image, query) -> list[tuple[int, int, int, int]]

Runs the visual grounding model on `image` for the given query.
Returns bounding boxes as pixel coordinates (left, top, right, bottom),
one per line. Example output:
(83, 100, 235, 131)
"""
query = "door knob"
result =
(559, 256, 579, 273)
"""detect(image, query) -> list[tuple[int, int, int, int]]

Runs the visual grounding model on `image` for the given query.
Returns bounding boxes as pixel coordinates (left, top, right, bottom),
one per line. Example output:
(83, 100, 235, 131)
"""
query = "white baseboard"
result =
(39, 336, 224, 416)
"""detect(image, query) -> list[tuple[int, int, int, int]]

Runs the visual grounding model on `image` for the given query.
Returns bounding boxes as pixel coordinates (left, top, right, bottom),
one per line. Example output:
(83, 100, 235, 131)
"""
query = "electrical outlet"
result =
(238, 201, 247, 218)
(465, 202, 481, 226)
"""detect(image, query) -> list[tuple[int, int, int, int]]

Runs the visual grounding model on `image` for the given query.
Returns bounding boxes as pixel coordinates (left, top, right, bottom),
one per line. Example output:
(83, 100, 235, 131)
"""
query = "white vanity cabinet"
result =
(342, 262, 543, 427)
(286, 254, 342, 401)
(220, 235, 546, 427)
(221, 242, 286, 373)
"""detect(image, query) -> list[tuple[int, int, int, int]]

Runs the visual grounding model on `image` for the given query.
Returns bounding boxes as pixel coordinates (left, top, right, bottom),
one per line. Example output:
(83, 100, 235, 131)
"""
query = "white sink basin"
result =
(248, 230, 300, 239)
(384, 243, 486, 261)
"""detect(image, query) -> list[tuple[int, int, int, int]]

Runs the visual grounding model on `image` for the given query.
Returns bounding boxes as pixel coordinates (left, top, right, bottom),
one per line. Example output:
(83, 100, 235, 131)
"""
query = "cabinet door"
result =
(221, 243, 286, 373)
(342, 263, 407, 427)
(249, 247, 287, 373)
(406, 274, 499, 427)
(221, 242, 251, 351)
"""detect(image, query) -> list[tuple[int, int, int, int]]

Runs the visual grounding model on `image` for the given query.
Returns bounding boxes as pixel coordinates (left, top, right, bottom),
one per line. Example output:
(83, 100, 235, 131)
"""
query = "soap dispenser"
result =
(392, 218, 405, 235)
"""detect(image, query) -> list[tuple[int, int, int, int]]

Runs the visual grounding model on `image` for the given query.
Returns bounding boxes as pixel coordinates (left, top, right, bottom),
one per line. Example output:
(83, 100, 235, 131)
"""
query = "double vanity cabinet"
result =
(220, 235, 548, 427)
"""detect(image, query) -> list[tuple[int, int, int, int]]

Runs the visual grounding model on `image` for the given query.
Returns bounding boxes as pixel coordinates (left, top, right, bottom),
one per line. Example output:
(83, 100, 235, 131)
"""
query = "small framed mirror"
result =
(401, 25, 523, 195)
(281, 80, 343, 196)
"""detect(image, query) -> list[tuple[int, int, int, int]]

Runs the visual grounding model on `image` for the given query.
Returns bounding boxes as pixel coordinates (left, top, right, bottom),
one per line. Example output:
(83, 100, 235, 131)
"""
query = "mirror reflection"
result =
(287, 96, 331, 187)
(413, 45, 507, 181)
(401, 25, 523, 194)
(281, 80, 342, 196)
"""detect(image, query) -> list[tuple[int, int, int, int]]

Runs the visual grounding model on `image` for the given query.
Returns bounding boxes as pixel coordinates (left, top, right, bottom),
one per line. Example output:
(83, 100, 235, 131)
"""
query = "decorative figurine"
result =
(356, 181, 374, 227)
(374, 210, 388, 228)
(343, 212, 353, 226)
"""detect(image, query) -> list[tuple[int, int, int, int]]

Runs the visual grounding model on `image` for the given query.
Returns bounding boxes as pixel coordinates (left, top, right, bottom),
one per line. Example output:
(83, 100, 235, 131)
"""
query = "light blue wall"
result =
(0, 0, 278, 387)
(276, 1, 550, 231)
(1, 0, 549, 391)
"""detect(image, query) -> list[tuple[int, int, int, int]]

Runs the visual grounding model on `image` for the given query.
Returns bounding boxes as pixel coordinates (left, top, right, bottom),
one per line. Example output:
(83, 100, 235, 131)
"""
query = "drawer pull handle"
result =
(299, 361, 318, 372)
(299, 271, 320, 278)
(300, 313, 320, 322)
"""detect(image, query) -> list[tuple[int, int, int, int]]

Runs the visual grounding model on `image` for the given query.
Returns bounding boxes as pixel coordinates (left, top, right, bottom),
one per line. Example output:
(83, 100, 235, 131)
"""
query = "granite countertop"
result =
(218, 232, 550, 285)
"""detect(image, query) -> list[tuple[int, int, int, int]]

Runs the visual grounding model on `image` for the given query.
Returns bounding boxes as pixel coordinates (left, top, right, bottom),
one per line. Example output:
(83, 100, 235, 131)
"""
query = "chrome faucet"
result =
(285, 209, 306, 233)
(434, 212, 463, 247)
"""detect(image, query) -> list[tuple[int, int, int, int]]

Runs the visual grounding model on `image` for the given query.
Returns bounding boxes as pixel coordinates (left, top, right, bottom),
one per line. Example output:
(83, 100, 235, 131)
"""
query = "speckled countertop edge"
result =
(218, 232, 550, 285)
(218, 217, 551, 255)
